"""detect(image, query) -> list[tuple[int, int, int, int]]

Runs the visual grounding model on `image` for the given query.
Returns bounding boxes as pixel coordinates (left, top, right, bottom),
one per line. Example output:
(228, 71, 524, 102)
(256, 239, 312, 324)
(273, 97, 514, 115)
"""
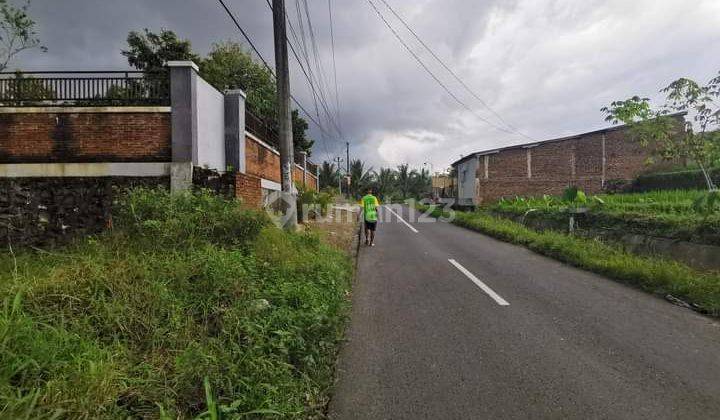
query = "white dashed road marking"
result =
(448, 259, 510, 306)
(384, 206, 419, 233)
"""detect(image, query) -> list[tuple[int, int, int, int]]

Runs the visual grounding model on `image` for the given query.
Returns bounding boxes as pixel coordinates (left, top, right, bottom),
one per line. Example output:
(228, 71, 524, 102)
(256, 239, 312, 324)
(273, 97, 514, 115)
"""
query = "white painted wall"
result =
(194, 77, 226, 170)
(456, 156, 479, 206)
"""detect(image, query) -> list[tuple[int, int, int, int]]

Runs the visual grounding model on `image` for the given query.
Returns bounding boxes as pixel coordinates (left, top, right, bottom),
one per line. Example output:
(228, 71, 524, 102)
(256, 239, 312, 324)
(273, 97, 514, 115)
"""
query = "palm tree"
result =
(348, 159, 374, 198)
(319, 161, 339, 190)
(374, 167, 397, 201)
(409, 167, 431, 198)
(396, 164, 411, 199)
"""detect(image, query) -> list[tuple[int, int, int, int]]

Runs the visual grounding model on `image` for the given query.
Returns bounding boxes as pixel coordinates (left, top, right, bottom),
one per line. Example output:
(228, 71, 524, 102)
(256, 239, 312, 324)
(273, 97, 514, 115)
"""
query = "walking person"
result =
(360, 187, 380, 246)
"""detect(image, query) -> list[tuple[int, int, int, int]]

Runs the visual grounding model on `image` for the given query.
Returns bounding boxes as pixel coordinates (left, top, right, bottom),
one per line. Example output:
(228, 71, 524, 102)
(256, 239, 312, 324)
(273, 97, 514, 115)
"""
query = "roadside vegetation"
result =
(0, 189, 352, 418)
(420, 204, 720, 316)
(489, 188, 720, 245)
(319, 160, 432, 202)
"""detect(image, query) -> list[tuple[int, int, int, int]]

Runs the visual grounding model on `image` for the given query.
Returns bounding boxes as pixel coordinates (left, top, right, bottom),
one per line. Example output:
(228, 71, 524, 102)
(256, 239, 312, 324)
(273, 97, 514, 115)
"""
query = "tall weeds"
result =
(0, 189, 352, 418)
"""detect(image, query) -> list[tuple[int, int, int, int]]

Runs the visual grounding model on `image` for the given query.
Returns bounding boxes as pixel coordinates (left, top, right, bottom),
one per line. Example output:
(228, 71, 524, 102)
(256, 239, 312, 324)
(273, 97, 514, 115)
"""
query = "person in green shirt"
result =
(360, 187, 380, 246)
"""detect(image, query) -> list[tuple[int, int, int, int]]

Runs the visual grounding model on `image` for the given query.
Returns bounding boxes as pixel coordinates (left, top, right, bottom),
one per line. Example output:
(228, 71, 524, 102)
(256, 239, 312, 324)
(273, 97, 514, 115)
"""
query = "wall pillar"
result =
(300, 151, 307, 186)
(224, 89, 247, 173)
(526, 148, 532, 179)
(168, 61, 198, 192)
(316, 165, 320, 191)
(168, 61, 199, 164)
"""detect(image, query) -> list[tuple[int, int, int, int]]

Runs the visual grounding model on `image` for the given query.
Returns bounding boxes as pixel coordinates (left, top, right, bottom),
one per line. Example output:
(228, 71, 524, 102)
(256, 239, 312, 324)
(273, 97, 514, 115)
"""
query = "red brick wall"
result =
(474, 123, 679, 204)
(0, 111, 171, 163)
(235, 171, 262, 208)
(244, 134, 318, 190)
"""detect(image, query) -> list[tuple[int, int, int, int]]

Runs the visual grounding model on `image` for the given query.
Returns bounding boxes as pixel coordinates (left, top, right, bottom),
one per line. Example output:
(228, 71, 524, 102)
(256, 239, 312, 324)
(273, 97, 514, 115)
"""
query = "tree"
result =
(201, 42, 314, 155)
(396, 164, 411, 199)
(122, 32, 314, 155)
(602, 70, 720, 190)
(319, 161, 339, 190)
(374, 167, 397, 201)
(122, 29, 198, 102)
(0, 0, 45, 71)
(409, 167, 431, 198)
(201, 41, 275, 117)
(122, 28, 199, 77)
(348, 159, 374, 199)
(291, 109, 314, 156)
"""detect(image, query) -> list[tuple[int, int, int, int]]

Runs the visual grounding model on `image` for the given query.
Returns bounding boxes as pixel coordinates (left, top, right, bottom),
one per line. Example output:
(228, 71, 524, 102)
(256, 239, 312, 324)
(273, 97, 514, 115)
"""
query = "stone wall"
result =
(192, 166, 236, 197)
(0, 176, 168, 248)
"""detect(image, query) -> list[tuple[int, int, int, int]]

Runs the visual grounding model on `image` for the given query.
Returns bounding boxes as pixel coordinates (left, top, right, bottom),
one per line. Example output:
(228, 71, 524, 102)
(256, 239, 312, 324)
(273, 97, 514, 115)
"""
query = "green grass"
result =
(492, 189, 707, 216)
(489, 190, 720, 244)
(420, 204, 720, 316)
(0, 189, 352, 419)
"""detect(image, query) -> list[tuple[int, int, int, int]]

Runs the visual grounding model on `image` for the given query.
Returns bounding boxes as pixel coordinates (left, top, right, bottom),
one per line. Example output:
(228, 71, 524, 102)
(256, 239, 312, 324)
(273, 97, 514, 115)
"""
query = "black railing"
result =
(245, 108, 317, 170)
(245, 107, 280, 148)
(0, 71, 170, 106)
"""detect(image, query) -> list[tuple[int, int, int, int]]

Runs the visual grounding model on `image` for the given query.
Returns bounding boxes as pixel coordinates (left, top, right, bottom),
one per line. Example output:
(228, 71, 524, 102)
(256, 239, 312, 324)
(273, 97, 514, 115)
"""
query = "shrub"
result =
(0, 189, 351, 418)
(631, 168, 720, 192)
(113, 188, 270, 247)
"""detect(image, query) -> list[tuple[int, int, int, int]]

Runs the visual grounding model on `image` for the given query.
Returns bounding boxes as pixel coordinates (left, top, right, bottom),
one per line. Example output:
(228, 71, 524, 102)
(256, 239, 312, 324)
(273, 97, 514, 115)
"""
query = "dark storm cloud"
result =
(12, 0, 720, 170)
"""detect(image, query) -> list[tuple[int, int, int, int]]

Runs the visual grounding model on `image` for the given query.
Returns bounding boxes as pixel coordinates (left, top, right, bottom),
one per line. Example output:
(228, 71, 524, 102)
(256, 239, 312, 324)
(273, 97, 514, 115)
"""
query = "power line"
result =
(376, 0, 533, 141)
(215, 0, 335, 143)
(365, 0, 523, 138)
(298, 0, 343, 137)
(265, 0, 343, 139)
(328, 0, 342, 129)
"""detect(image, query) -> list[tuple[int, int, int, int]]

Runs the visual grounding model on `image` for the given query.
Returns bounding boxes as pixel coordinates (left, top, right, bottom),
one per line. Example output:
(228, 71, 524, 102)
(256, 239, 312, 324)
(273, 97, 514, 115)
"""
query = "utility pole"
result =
(334, 156, 344, 193)
(346, 141, 350, 198)
(272, 0, 297, 229)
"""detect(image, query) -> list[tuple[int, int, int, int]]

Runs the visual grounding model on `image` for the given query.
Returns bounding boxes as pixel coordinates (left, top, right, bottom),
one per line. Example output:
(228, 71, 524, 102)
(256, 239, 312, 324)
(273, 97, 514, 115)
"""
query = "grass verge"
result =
(0, 189, 352, 418)
(419, 204, 720, 316)
(490, 190, 720, 244)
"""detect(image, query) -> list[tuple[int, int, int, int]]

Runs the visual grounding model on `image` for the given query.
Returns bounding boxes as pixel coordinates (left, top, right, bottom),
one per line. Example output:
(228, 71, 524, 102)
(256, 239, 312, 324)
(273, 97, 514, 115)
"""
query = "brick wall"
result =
(235, 171, 262, 208)
(244, 134, 318, 189)
(473, 121, 680, 204)
(0, 110, 171, 163)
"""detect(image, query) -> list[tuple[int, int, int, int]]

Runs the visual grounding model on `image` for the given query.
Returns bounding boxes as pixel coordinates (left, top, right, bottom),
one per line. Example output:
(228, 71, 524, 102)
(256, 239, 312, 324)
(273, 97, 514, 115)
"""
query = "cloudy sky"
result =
(11, 0, 720, 172)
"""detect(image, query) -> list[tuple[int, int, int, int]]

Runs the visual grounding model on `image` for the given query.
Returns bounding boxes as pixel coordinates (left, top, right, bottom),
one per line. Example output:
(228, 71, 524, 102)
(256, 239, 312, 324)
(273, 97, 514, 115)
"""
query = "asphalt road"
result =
(329, 205, 720, 420)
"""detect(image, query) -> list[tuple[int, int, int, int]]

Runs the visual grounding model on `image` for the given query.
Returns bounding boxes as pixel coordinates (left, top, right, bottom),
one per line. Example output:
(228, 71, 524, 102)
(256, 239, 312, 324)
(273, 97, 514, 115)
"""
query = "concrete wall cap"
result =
(225, 89, 247, 98)
(166, 60, 199, 72)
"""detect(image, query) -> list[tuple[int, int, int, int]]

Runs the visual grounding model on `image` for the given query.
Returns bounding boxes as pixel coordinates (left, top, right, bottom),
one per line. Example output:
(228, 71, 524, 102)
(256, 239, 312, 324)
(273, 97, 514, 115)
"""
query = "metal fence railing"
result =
(245, 107, 280, 148)
(245, 108, 317, 172)
(0, 71, 170, 106)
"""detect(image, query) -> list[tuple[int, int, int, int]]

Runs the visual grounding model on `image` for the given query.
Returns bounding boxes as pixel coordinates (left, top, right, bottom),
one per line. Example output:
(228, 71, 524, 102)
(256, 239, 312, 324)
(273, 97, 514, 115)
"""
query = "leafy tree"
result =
(602, 70, 720, 190)
(121, 29, 198, 103)
(123, 33, 314, 155)
(201, 42, 314, 155)
(0, 0, 45, 71)
(201, 41, 275, 116)
(291, 109, 314, 156)
(122, 28, 199, 77)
